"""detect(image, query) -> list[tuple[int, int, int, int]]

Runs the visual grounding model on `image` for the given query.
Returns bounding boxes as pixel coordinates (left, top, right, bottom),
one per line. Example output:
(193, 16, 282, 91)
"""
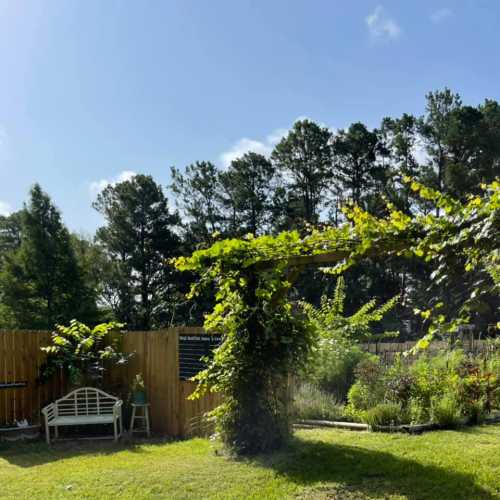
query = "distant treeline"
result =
(1, 88, 499, 335)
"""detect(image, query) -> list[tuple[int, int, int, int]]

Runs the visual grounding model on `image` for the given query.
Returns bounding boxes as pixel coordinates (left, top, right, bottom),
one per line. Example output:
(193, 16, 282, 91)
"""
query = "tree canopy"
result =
(1, 87, 498, 336)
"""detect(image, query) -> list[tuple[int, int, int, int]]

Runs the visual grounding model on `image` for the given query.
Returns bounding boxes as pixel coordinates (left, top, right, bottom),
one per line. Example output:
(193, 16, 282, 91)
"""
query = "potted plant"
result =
(131, 374, 147, 404)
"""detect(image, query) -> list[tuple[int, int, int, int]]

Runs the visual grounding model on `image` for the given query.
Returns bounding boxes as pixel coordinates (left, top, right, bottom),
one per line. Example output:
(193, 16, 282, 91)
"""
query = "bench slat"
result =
(49, 415, 115, 426)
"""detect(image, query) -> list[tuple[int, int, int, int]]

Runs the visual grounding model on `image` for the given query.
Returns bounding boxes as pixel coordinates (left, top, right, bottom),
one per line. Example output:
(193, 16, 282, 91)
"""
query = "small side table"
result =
(130, 403, 151, 437)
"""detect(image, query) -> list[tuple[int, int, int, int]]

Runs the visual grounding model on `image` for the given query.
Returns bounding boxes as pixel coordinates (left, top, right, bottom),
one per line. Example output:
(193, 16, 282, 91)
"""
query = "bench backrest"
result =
(54, 387, 119, 417)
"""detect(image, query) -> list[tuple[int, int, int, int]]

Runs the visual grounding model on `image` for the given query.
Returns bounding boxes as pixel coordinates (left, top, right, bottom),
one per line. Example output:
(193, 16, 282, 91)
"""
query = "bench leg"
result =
(114, 418, 118, 442)
(54, 426, 59, 439)
(145, 408, 150, 438)
(130, 405, 137, 435)
(45, 419, 50, 445)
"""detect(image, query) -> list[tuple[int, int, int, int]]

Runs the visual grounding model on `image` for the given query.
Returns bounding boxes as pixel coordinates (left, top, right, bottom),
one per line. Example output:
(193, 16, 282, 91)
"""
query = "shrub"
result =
(346, 380, 379, 411)
(363, 403, 406, 427)
(292, 383, 345, 421)
(312, 346, 372, 401)
(430, 393, 461, 427)
(301, 277, 398, 402)
(457, 360, 495, 423)
(305, 343, 499, 428)
(354, 355, 384, 386)
(384, 365, 415, 408)
(408, 350, 463, 413)
(408, 397, 428, 424)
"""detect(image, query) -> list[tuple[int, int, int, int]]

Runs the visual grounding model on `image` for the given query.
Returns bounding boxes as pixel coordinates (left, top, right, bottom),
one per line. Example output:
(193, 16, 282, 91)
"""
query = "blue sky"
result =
(1, 0, 499, 233)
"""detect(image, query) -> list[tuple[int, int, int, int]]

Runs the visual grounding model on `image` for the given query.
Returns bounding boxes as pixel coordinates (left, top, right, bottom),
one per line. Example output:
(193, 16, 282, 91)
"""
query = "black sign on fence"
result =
(178, 334, 222, 380)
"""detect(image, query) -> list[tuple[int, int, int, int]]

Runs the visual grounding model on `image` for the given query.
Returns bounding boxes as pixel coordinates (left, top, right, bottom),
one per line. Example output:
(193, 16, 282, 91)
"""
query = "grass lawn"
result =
(0, 425, 499, 499)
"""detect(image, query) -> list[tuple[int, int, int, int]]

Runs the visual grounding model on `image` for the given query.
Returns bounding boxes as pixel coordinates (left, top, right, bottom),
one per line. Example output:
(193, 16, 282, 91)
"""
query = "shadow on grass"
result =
(1, 433, 496, 499)
(0, 437, 166, 468)
(255, 435, 496, 499)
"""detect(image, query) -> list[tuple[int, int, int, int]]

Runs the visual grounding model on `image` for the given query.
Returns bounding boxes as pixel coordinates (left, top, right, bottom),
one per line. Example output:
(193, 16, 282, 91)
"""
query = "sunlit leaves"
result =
(173, 179, 498, 451)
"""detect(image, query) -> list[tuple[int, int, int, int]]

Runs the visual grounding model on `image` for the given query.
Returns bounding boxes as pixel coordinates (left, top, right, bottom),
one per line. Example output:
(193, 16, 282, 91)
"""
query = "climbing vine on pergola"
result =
(174, 179, 499, 455)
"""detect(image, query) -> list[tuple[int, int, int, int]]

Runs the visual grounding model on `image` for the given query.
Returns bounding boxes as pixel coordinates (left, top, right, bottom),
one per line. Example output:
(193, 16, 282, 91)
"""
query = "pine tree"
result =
(0, 185, 97, 328)
(331, 122, 380, 206)
(271, 119, 333, 226)
(170, 161, 223, 245)
(94, 174, 181, 329)
(219, 152, 275, 235)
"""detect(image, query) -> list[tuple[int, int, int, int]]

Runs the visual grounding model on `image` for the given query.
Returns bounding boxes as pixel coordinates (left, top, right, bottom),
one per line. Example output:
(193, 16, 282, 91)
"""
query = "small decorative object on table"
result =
(131, 374, 147, 404)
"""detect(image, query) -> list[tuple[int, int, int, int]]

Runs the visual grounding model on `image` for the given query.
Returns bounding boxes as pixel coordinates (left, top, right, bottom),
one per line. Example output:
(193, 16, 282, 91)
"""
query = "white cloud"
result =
(220, 139, 273, 168)
(430, 8, 452, 24)
(219, 118, 340, 168)
(366, 5, 401, 40)
(266, 128, 289, 146)
(412, 139, 430, 165)
(0, 200, 12, 216)
(89, 170, 137, 196)
(219, 127, 289, 168)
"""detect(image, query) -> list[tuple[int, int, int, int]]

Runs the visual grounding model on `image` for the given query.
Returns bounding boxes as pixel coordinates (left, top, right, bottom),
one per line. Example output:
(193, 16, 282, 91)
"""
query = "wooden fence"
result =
(0, 330, 66, 427)
(0, 327, 221, 437)
(120, 327, 222, 436)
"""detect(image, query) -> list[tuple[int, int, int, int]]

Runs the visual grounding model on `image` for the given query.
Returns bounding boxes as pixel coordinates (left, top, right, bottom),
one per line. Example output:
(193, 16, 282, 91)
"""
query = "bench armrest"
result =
(113, 400, 123, 417)
(42, 403, 56, 422)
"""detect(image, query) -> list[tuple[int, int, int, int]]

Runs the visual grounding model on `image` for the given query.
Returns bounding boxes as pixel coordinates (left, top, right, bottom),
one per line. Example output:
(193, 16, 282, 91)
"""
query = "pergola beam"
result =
(253, 239, 409, 272)
(254, 250, 350, 271)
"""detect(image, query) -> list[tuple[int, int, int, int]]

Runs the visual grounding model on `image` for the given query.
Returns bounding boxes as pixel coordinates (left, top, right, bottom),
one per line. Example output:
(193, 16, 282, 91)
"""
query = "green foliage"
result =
(430, 393, 461, 427)
(457, 360, 498, 424)
(0, 185, 98, 329)
(308, 346, 370, 402)
(331, 122, 380, 206)
(0, 211, 23, 266)
(175, 177, 498, 454)
(363, 403, 406, 428)
(292, 383, 345, 422)
(170, 161, 224, 245)
(405, 350, 471, 424)
(93, 174, 181, 330)
(300, 276, 398, 400)
(345, 357, 387, 421)
(344, 348, 500, 426)
(302, 276, 399, 342)
(175, 236, 319, 454)
(271, 119, 333, 225)
(219, 152, 276, 236)
(40, 320, 131, 386)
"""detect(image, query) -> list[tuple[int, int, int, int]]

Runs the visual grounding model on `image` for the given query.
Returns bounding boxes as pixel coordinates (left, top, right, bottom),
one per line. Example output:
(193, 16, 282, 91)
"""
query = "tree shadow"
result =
(254, 434, 496, 499)
(0, 437, 169, 468)
(1, 433, 497, 499)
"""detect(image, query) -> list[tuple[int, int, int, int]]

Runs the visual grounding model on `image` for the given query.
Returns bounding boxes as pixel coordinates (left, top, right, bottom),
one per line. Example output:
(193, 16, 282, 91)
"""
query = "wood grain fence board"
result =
(117, 327, 220, 437)
(0, 330, 66, 427)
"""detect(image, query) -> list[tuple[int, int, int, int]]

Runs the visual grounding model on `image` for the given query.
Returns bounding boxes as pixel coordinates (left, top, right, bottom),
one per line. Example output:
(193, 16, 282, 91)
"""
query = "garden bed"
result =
(294, 413, 500, 434)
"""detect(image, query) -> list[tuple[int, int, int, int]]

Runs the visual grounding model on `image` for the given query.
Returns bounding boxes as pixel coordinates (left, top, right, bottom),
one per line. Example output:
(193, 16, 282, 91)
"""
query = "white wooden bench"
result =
(42, 387, 123, 444)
